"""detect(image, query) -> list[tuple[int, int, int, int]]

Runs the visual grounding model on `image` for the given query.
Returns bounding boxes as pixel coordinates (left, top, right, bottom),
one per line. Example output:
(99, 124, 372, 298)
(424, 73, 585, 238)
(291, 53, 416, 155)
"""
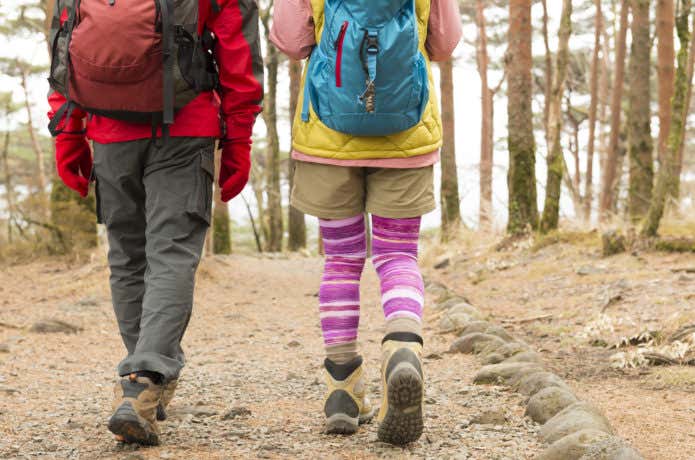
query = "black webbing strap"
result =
(160, 0, 175, 126)
(48, 101, 86, 136)
(210, 0, 220, 13)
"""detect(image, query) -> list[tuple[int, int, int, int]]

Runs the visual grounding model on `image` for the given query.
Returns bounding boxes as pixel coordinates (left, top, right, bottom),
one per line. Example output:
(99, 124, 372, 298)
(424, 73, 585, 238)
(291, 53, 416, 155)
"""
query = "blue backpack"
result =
(301, 0, 429, 136)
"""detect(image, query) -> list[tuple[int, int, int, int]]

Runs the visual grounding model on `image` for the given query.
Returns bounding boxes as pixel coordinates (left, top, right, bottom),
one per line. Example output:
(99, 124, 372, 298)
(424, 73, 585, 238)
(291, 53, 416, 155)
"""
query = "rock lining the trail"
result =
(428, 280, 644, 459)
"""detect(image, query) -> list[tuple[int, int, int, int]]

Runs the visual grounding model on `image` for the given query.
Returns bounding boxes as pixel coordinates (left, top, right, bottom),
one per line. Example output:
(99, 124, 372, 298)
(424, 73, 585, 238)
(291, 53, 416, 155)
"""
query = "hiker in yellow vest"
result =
(271, 0, 461, 445)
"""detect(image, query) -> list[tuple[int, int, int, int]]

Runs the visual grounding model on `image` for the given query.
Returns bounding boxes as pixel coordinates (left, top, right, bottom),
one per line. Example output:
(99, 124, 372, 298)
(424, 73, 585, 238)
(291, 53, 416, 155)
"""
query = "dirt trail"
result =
(1, 255, 541, 459)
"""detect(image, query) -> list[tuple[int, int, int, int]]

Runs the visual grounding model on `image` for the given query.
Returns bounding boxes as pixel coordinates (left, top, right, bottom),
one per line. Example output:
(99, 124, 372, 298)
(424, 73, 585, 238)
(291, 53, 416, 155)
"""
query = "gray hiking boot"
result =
(108, 373, 163, 445)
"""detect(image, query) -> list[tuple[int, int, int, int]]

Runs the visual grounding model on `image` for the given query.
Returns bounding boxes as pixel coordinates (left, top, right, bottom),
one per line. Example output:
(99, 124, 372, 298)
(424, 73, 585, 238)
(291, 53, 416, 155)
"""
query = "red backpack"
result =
(48, 0, 220, 137)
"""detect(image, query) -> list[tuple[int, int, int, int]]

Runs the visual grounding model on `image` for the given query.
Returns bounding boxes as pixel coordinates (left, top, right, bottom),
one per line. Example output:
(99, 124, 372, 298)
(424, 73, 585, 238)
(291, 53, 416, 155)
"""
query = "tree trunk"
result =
(287, 59, 307, 251)
(598, 20, 612, 175)
(540, 0, 572, 233)
(627, 0, 654, 221)
(642, 0, 691, 236)
(675, 12, 695, 197)
(657, 0, 676, 166)
(212, 147, 231, 254)
(599, 0, 629, 219)
(476, 0, 493, 229)
(439, 58, 461, 237)
(583, 0, 603, 222)
(2, 129, 13, 243)
(541, 0, 552, 146)
(506, 0, 538, 234)
(261, 12, 283, 252)
(19, 67, 48, 219)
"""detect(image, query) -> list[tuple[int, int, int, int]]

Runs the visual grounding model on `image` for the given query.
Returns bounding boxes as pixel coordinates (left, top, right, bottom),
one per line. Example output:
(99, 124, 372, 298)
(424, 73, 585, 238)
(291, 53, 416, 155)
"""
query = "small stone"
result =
(471, 408, 507, 425)
(540, 402, 613, 444)
(579, 436, 644, 459)
(458, 321, 492, 336)
(537, 429, 613, 460)
(434, 255, 451, 269)
(450, 333, 506, 354)
(433, 296, 466, 311)
(503, 351, 542, 364)
(447, 303, 485, 320)
(483, 325, 515, 342)
(515, 371, 570, 397)
(287, 340, 301, 348)
(0, 343, 9, 353)
(481, 352, 506, 365)
(480, 341, 530, 360)
(439, 312, 473, 331)
(526, 386, 578, 424)
(29, 319, 83, 334)
(473, 362, 543, 385)
(172, 406, 218, 418)
(427, 282, 453, 302)
(223, 407, 252, 420)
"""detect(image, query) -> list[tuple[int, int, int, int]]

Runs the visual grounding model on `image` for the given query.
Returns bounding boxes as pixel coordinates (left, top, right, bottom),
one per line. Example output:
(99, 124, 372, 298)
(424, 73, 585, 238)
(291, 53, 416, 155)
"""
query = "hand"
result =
(55, 117, 92, 198)
(219, 139, 251, 202)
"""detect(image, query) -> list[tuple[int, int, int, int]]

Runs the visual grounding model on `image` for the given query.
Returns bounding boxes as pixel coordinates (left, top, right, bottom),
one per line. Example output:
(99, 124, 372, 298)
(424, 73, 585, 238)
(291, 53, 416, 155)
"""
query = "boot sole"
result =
(108, 403, 159, 446)
(325, 413, 358, 435)
(377, 363, 423, 446)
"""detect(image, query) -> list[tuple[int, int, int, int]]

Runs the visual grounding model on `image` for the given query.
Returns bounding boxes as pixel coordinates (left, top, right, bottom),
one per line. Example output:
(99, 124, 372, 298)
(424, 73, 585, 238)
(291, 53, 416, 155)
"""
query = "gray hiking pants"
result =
(93, 136, 215, 382)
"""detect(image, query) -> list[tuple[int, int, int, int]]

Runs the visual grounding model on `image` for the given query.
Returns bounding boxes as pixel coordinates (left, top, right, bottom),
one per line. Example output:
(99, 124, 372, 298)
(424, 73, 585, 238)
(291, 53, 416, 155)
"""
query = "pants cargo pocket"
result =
(90, 167, 104, 225)
(187, 147, 214, 226)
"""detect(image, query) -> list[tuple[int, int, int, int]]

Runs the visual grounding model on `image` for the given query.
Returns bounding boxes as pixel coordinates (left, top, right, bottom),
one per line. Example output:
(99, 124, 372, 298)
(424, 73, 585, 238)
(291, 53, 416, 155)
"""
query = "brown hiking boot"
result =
(108, 373, 163, 445)
(156, 378, 178, 421)
(376, 333, 425, 446)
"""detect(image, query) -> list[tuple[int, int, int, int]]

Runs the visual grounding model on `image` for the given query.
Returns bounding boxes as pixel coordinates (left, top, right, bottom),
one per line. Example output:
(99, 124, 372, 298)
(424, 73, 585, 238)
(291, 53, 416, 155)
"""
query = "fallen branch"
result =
(501, 314, 554, 324)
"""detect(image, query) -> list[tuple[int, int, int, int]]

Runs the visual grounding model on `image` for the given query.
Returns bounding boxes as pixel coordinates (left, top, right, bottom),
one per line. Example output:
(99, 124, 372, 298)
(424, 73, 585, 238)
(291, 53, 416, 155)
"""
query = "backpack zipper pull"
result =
(109, 0, 115, 5)
(334, 21, 349, 49)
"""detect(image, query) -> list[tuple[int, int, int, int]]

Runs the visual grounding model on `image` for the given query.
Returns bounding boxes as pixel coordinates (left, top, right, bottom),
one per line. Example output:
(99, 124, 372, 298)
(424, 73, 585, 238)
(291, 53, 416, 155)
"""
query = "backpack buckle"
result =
(365, 35, 379, 55)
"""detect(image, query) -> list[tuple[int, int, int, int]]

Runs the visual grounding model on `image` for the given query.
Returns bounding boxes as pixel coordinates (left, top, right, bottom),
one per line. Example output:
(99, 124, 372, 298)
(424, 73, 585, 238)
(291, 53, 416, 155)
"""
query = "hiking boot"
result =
(323, 356, 376, 434)
(156, 378, 178, 421)
(108, 373, 163, 445)
(376, 333, 424, 445)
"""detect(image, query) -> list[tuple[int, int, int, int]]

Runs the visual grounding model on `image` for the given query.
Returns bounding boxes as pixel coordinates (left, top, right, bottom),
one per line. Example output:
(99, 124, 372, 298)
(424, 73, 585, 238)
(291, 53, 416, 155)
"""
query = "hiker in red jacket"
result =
(47, 0, 262, 445)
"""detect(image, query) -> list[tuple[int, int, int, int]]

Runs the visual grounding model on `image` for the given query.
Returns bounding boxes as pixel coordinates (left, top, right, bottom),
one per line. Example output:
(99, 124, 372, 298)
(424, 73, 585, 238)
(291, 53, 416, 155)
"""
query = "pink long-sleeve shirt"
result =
(271, 0, 462, 169)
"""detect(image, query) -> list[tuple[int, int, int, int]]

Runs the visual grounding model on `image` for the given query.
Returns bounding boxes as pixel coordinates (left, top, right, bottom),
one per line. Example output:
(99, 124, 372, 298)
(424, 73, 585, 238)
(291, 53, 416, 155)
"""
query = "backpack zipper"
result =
(334, 21, 349, 88)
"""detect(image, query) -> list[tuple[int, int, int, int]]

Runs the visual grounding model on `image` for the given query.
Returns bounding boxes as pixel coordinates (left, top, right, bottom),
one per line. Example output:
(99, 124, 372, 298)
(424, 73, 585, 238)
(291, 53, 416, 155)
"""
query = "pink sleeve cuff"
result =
(270, 0, 316, 60)
(426, 0, 463, 62)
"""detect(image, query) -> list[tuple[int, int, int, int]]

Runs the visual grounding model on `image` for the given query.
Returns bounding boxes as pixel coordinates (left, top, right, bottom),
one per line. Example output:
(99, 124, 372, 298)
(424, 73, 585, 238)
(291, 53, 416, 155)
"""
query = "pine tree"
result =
(439, 58, 461, 237)
(506, 0, 538, 234)
(627, 0, 654, 221)
(642, 0, 692, 236)
(540, 0, 572, 233)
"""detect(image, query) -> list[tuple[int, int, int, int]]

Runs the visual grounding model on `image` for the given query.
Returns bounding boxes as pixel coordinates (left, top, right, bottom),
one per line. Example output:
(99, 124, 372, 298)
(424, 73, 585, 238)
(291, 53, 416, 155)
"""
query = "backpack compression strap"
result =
(160, 0, 175, 128)
(359, 30, 378, 113)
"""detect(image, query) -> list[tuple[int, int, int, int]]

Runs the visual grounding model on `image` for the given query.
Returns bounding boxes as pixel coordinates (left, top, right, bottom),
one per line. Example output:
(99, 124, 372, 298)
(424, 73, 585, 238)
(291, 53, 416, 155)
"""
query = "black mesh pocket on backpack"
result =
(176, 27, 218, 93)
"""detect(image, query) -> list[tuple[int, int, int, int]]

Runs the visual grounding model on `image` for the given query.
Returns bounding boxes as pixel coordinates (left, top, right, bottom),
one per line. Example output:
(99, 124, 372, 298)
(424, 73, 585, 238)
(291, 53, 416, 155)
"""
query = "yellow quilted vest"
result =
(292, 0, 443, 160)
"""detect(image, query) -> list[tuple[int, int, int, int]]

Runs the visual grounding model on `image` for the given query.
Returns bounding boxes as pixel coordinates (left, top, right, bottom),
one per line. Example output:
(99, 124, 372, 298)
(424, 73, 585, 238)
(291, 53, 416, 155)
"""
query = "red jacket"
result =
(48, 0, 263, 145)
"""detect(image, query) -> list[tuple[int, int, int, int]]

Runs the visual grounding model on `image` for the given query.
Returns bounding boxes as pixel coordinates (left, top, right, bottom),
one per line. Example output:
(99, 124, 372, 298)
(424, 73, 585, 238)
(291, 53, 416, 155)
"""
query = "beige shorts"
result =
(291, 161, 435, 219)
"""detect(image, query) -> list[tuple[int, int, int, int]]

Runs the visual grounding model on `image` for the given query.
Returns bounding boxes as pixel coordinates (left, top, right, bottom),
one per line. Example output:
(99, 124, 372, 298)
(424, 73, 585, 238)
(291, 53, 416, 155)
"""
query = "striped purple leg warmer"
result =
(371, 215, 424, 337)
(318, 215, 367, 363)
